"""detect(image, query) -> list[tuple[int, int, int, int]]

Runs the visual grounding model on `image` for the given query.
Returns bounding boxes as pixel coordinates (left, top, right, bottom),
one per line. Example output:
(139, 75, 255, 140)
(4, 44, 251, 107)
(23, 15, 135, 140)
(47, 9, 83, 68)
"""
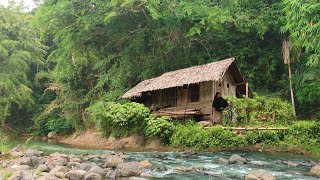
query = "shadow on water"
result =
(7, 140, 320, 180)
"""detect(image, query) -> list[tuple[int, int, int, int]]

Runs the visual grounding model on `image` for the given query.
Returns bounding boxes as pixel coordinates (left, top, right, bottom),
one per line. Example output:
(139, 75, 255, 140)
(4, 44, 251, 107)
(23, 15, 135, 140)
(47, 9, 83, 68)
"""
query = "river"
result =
(8, 140, 319, 180)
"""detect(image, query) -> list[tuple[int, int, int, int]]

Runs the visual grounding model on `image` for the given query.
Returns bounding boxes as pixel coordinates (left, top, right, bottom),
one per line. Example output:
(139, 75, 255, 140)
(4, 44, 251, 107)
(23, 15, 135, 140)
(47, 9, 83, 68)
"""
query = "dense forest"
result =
(0, 0, 319, 135)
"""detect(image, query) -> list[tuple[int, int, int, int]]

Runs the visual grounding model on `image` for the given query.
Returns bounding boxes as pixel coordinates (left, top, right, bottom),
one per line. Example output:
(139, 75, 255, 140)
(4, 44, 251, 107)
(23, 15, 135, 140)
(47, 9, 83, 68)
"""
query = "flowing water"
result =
(8, 140, 320, 180)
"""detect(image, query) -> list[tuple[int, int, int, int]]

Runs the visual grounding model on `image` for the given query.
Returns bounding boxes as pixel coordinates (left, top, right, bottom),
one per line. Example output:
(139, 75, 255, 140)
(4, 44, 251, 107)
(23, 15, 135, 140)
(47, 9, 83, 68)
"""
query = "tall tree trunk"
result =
(282, 37, 296, 117)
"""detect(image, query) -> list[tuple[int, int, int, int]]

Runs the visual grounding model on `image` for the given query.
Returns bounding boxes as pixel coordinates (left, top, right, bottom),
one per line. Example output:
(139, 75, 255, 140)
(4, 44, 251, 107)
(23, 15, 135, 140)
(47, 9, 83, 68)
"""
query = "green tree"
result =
(0, 3, 46, 126)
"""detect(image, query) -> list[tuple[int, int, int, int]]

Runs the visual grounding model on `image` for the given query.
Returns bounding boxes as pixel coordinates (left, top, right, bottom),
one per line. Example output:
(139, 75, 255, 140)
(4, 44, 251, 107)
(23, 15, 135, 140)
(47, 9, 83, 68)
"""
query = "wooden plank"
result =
(223, 127, 288, 130)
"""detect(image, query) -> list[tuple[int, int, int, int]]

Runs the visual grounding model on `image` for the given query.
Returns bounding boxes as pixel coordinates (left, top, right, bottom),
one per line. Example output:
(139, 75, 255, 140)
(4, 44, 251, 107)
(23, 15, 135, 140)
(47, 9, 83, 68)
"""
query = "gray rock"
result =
(104, 155, 124, 168)
(218, 157, 229, 165)
(139, 160, 153, 169)
(55, 171, 66, 179)
(106, 170, 117, 180)
(25, 149, 42, 157)
(37, 164, 50, 172)
(229, 154, 248, 164)
(49, 166, 68, 176)
(67, 162, 80, 168)
(310, 165, 320, 177)
(116, 162, 143, 177)
(31, 156, 42, 167)
(287, 161, 300, 167)
(245, 171, 276, 180)
(129, 177, 148, 180)
(37, 173, 59, 180)
(18, 165, 31, 170)
(66, 170, 87, 180)
(75, 162, 96, 171)
(53, 157, 68, 166)
(140, 172, 152, 177)
(87, 165, 105, 177)
(45, 161, 56, 171)
(20, 157, 32, 166)
(84, 173, 102, 180)
(11, 144, 22, 152)
(47, 131, 57, 139)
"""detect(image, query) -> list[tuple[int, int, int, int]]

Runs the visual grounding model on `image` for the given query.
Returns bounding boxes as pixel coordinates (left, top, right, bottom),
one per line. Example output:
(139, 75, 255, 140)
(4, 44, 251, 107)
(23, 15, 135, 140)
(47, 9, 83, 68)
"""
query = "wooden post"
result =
(245, 82, 248, 97)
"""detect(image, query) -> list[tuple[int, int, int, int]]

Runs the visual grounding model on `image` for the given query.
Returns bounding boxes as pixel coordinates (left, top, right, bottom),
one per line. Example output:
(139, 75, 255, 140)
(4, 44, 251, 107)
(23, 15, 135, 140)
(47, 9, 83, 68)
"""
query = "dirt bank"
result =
(59, 129, 175, 151)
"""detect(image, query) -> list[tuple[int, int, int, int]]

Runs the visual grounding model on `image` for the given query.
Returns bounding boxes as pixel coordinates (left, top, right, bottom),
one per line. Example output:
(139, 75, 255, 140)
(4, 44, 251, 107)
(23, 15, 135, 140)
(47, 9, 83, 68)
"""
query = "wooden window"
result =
(188, 84, 200, 102)
(162, 88, 177, 107)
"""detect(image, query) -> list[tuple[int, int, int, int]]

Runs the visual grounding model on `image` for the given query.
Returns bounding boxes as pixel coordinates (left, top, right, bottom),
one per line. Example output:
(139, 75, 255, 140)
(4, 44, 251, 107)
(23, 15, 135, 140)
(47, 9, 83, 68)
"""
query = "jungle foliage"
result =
(0, 0, 319, 135)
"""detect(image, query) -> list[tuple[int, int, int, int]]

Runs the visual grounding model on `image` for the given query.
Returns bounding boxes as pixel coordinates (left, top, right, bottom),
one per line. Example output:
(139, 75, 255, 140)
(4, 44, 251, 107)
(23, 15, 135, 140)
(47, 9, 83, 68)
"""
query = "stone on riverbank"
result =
(129, 177, 148, 180)
(218, 157, 229, 165)
(229, 154, 248, 164)
(86, 165, 105, 177)
(116, 162, 143, 177)
(104, 155, 124, 168)
(245, 171, 276, 180)
(310, 165, 320, 177)
(139, 160, 152, 169)
(84, 173, 102, 180)
(66, 169, 87, 180)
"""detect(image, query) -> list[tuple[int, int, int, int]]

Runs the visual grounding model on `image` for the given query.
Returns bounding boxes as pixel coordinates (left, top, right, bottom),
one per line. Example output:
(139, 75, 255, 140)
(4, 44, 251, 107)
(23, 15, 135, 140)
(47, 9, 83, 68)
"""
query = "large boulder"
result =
(20, 157, 32, 166)
(104, 155, 124, 168)
(75, 162, 96, 171)
(47, 131, 57, 139)
(25, 149, 43, 157)
(84, 173, 102, 180)
(229, 154, 248, 164)
(86, 165, 105, 177)
(49, 166, 69, 177)
(116, 162, 144, 177)
(310, 165, 320, 177)
(139, 160, 153, 169)
(37, 164, 50, 172)
(245, 171, 276, 180)
(66, 170, 87, 180)
(53, 157, 68, 166)
(218, 157, 229, 165)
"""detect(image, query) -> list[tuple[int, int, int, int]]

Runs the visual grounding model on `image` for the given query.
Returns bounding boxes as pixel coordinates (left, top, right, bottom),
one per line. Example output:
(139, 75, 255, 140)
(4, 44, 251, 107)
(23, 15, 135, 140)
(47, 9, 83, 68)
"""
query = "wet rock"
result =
(139, 160, 153, 169)
(116, 162, 143, 177)
(47, 131, 57, 139)
(37, 164, 50, 172)
(87, 165, 105, 177)
(218, 157, 229, 165)
(129, 177, 148, 180)
(181, 150, 197, 157)
(245, 171, 276, 180)
(104, 155, 124, 168)
(75, 162, 96, 171)
(84, 173, 102, 180)
(229, 154, 248, 164)
(310, 165, 320, 177)
(175, 166, 206, 173)
(140, 172, 152, 177)
(25, 149, 43, 157)
(66, 169, 87, 180)
(287, 161, 300, 167)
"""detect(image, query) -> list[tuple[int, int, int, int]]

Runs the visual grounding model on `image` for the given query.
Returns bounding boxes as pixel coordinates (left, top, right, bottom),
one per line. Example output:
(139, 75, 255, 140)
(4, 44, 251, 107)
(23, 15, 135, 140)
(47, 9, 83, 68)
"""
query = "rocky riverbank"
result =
(2, 145, 320, 180)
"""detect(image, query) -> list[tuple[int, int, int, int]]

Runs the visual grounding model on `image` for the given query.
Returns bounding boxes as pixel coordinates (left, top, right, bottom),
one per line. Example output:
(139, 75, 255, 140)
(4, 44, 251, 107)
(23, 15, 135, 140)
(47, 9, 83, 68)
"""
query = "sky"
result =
(0, 0, 36, 10)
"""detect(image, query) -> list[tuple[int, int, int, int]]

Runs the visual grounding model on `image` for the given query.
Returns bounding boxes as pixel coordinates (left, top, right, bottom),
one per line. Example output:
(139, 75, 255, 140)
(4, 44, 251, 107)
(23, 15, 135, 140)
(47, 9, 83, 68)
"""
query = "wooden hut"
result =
(121, 58, 251, 120)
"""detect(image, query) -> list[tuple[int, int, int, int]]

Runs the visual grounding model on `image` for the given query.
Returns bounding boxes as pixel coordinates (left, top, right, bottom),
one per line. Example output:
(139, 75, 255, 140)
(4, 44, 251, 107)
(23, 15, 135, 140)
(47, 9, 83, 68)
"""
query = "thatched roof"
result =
(122, 57, 248, 99)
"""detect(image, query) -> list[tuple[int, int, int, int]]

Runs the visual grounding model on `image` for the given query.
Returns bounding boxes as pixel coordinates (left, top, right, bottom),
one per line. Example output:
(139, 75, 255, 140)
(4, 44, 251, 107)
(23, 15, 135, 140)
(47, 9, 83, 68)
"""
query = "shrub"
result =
(145, 115, 174, 144)
(170, 121, 210, 149)
(46, 117, 73, 134)
(87, 101, 150, 137)
(246, 130, 280, 146)
(0, 130, 8, 147)
(283, 121, 320, 146)
(224, 95, 294, 126)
